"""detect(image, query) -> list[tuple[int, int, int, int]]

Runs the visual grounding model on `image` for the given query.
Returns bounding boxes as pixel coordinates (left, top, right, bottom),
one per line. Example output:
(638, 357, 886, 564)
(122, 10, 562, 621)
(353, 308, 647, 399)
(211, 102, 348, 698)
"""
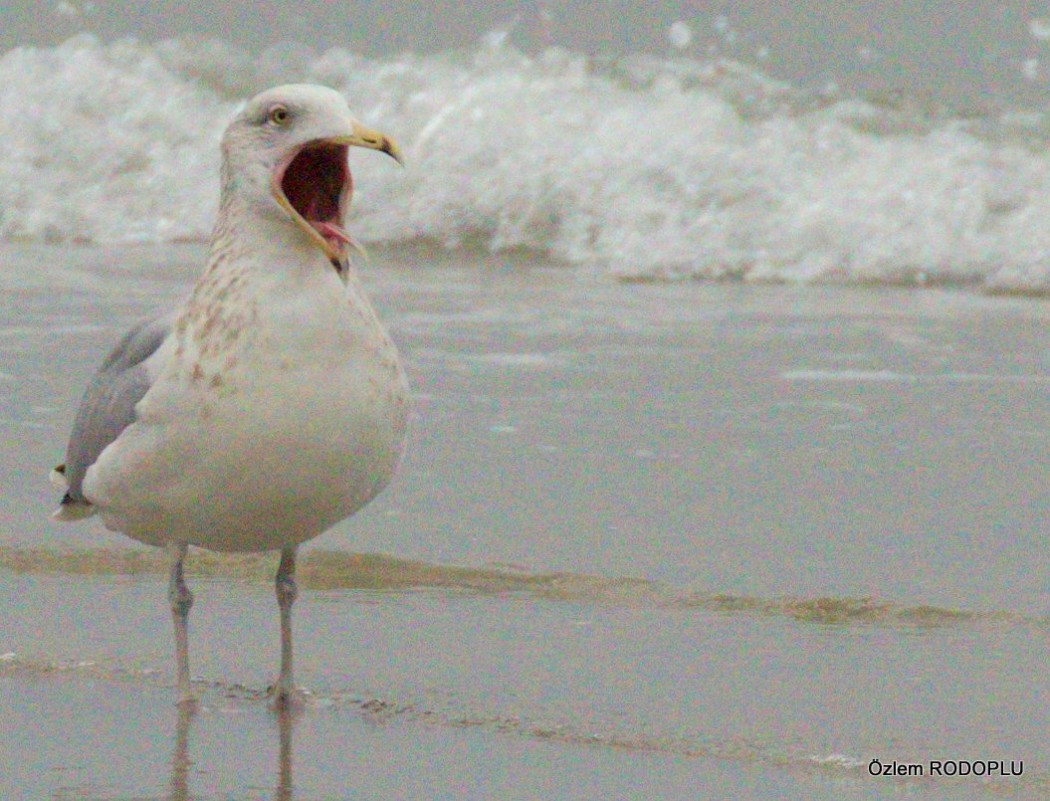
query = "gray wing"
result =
(57, 313, 173, 510)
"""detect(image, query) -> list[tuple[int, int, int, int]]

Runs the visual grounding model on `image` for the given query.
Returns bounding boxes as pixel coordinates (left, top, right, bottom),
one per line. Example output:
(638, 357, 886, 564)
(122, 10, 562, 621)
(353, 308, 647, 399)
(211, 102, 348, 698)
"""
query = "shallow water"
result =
(2, 243, 1050, 798)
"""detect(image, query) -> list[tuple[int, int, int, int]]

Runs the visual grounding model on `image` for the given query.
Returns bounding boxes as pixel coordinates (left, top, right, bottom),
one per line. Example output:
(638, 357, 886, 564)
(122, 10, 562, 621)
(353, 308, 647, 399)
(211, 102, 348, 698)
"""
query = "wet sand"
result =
(3, 243, 1050, 799)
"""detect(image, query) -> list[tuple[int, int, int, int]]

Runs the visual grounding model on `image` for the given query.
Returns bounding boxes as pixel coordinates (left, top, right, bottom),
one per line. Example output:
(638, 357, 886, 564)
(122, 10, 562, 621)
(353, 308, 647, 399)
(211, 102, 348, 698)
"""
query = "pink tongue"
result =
(312, 221, 352, 246)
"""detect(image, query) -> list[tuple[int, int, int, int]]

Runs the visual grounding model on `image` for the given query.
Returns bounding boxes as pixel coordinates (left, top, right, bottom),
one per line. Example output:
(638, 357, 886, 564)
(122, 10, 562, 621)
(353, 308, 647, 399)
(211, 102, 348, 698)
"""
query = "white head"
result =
(219, 84, 402, 264)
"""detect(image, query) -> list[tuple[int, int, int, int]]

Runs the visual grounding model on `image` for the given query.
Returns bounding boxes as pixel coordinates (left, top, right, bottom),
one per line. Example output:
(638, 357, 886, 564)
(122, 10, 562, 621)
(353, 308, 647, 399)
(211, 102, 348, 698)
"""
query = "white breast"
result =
(84, 259, 409, 552)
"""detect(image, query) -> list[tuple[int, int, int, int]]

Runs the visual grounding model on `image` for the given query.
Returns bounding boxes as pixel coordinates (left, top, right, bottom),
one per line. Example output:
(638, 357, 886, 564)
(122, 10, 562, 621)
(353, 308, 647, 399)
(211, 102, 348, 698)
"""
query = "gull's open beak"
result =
(333, 124, 404, 166)
(273, 122, 403, 265)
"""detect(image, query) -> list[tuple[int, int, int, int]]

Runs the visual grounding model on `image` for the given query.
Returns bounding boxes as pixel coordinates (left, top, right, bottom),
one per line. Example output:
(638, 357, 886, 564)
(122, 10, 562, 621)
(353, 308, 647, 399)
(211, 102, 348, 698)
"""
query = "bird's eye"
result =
(268, 105, 290, 126)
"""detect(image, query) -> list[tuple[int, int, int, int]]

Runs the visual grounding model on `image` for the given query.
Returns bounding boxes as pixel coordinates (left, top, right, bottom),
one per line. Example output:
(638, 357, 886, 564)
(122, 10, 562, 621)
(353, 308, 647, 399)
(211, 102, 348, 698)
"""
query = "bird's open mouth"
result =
(271, 126, 402, 265)
(274, 141, 356, 261)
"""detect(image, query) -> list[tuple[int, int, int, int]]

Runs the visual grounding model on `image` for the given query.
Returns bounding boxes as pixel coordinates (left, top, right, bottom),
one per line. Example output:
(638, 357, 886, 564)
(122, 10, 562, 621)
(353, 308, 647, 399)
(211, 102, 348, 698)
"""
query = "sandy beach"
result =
(2, 243, 1049, 799)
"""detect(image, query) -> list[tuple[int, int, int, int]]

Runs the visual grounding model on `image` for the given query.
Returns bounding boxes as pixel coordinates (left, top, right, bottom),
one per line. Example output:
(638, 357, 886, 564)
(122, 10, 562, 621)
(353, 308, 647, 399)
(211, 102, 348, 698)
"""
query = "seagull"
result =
(50, 84, 409, 708)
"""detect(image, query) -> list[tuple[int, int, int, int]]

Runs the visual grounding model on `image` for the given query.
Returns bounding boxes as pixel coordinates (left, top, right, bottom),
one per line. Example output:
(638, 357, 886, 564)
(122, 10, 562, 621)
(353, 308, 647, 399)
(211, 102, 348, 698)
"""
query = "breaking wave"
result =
(5, 34, 1050, 291)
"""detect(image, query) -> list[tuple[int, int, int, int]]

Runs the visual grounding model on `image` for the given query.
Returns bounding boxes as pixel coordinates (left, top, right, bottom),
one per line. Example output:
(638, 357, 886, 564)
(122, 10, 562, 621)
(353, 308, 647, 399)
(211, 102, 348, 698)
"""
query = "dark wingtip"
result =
(52, 490, 96, 521)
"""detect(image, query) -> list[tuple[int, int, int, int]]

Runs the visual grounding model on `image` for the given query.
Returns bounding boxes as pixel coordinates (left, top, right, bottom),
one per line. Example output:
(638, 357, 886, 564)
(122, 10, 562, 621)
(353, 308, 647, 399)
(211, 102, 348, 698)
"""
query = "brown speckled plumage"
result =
(52, 84, 408, 706)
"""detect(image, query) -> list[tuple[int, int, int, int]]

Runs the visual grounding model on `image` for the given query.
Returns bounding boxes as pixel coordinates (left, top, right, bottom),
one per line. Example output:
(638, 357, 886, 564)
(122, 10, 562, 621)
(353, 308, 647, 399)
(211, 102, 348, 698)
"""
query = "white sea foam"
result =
(807, 753, 866, 769)
(782, 369, 1050, 383)
(5, 34, 1050, 291)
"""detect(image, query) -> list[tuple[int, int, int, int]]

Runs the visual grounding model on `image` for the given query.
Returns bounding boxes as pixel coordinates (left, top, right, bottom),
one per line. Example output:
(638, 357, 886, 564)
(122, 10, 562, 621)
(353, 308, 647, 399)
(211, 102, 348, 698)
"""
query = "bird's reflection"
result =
(168, 698, 297, 801)
(169, 704, 193, 801)
(275, 705, 295, 801)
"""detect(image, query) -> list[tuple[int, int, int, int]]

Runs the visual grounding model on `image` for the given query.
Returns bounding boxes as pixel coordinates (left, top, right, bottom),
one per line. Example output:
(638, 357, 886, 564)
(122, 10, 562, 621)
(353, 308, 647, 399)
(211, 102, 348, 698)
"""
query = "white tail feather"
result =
(51, 502, 97, 522)
(49, 463, 97, 521)
(50, 465, 68, 490)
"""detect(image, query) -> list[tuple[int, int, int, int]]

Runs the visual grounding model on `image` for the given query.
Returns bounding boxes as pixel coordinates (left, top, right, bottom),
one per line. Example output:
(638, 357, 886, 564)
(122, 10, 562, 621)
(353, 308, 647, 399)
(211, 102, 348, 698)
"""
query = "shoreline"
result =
(5, 244, 1050, 799)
